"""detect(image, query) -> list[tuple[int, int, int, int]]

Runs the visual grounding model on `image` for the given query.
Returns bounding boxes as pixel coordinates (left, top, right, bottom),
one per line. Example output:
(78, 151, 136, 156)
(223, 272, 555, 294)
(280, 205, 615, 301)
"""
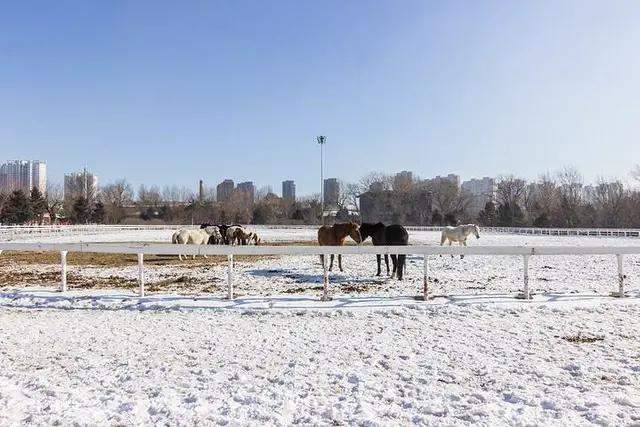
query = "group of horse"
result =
(170, 221, 481, 279)
(171, 223, 261, 261)
(317, 222, 480, 281)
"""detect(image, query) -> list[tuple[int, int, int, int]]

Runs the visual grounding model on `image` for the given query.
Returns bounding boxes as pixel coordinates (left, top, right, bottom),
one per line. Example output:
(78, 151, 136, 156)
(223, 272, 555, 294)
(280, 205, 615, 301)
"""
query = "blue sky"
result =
(2, 0, 639, 195)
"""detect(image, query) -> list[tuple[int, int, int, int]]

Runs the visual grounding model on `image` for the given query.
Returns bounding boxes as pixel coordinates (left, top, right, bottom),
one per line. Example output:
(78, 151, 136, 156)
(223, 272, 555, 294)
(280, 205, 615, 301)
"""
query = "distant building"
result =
(461, 177, 495, 214)
(216, 179, 235, 202)
(282, 180, 296, 203)
(427, 173, 461, 188)
(236, 181, 255, 205)
(359, 189, 432, 225)
(64, 169, 98, 201)
(323, 178, 339, 207)
(0, 160, 47, 194)
(393, 171, 414, 191)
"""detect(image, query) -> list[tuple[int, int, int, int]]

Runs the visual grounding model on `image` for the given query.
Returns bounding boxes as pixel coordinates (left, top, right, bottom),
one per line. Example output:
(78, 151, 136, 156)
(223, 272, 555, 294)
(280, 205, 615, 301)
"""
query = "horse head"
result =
(346, 222, 362, 244)
(472, 224, 480, 239)
(358, 222, 385, 242)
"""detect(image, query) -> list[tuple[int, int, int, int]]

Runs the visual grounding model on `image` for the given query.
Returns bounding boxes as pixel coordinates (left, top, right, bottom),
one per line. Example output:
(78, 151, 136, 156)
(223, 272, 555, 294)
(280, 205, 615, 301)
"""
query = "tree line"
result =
(1, 166, 639, 227)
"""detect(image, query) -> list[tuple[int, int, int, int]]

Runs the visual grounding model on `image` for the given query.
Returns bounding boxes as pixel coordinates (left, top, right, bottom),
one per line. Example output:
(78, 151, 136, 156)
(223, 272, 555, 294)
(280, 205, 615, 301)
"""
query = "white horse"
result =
(440, 224, 480, 258)
(172, 226, 221, 260)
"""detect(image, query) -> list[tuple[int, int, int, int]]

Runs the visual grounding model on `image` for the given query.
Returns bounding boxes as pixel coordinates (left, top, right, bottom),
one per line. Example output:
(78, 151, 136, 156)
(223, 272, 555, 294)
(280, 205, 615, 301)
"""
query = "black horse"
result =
(359, 222, 409, 280)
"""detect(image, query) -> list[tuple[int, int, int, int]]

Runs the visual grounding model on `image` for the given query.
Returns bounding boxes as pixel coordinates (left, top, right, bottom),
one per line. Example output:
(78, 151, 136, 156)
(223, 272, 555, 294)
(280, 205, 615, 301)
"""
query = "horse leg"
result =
(397, 255, 405, 280)
(385, 254, 390, 275)
(376, 254, 381, 276)
(338, 254, 343, 272)
(329, 254, 334, 271)
(390, 255, 397, 278)
(461, 240, 467, 259)
(320, 254, 325, 268)
(449, 241, 454, 258)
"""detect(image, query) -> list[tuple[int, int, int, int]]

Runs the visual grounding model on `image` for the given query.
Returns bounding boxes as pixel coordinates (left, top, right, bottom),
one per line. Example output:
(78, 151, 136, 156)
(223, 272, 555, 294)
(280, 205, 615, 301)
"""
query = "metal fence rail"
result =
(0, 242, 637, 301)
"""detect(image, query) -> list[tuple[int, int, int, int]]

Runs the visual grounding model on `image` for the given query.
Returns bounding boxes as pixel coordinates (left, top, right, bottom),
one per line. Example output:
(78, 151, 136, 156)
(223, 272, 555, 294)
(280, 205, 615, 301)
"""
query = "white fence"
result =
(2, 224, 640, 241)
(0, 242, 637, 301)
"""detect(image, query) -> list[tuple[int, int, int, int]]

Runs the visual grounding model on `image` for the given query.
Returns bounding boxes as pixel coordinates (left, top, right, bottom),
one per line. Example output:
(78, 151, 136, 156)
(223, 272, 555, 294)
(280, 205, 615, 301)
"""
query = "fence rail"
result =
(2, 224, 640, 240)
(0, 242, 637, 302)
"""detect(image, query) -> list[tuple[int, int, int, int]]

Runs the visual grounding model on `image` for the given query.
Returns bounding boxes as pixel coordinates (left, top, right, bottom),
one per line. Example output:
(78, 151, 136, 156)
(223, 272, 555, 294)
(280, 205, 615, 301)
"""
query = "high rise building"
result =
(0, 160, 47, 194)
(237, 181, 255, 204)
(64, 169, 99, 201)
(282, 180, 296, 203)
(216, 179, 235, 202)
(324, 178, 339, 207)
(461, 177, 495, 214)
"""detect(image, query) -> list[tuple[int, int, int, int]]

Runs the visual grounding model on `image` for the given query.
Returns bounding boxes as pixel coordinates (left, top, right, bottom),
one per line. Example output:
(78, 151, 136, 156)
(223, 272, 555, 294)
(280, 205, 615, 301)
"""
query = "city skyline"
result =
(1, 156, 636, 200)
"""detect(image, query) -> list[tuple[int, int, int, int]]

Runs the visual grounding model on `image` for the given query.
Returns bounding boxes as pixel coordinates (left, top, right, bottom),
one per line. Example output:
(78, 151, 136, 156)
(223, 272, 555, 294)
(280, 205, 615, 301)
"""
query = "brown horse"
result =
(317, 222, 362, 271)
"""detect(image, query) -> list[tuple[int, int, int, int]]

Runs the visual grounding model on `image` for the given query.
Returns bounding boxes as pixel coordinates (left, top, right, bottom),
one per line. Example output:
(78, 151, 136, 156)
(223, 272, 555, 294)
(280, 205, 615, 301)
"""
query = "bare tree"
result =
(632, 165, 640, 183)
(359, 172, 393, 192)
(137, 185, 163, 207)
(45, 182, 64, 223)
(555, 166, 584, 227)
(101, 180, 134, 224)
(255, 185, 274, 201)
(593, 179, 625, 227)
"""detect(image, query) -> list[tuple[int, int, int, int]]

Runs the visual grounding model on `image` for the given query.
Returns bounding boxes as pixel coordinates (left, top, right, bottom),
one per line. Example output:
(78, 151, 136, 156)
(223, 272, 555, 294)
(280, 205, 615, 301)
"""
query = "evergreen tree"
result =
(0, 190, 33, 224)
(91, 201, 106, 224)
(71, 196, 92, 224)
(431, 209, 443, 225)
(497, 202, 525, 226)
(477, 201, 497, 226)
(30, 187, 47, 224)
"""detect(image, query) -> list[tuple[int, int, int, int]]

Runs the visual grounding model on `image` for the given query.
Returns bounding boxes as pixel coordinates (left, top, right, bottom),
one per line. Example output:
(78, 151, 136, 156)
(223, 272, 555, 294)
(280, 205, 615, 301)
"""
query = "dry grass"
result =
(561, 333, 604, 344)
(0, 251, 279, 268)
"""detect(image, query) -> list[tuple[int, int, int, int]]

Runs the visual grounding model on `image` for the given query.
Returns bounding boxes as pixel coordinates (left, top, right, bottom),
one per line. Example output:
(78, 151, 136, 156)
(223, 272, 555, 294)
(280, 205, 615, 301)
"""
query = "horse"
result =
(317, 222, 362, 272)
(359, 222, 409, 280)
(440, 224, 480, 258)
(205, 225, 223, 245)
(202, 223, 244, 245)
(226, 226, 254, 245)
(247, 231, 261, 245)
(172, 227, 220, 260)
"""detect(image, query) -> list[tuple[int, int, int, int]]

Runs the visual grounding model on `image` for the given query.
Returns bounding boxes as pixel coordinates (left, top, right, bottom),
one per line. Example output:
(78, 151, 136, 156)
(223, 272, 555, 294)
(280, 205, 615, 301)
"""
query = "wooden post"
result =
(60, 251, 68, 292)
(422, 255, 429, 300)
(138, 253, 145, 297)
(611, 254, 625, 297)
(227, 254, 234, 299)
(321, 254, 330, 301)
(516, 254, 531, 299)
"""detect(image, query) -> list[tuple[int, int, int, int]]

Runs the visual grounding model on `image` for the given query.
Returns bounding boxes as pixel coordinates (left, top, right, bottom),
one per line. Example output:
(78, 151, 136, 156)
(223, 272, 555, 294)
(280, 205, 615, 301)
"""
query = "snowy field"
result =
(1, 228, 640, 425)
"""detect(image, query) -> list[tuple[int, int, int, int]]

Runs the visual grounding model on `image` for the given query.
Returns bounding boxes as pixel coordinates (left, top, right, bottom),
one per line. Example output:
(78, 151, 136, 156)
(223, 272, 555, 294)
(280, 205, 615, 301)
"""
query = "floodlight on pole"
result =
(316, 136, 327, 225)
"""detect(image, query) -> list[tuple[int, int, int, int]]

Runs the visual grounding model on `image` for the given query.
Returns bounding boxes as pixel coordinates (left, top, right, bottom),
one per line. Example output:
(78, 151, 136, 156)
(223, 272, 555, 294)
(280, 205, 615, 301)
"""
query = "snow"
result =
(1, 295, 639, 425)
(1, 227, 640, 425)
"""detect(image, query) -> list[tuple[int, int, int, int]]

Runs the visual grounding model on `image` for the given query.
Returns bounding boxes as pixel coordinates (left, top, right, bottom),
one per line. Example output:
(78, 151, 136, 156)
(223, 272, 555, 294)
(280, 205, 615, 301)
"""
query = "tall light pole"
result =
(316, 135, 327, 225)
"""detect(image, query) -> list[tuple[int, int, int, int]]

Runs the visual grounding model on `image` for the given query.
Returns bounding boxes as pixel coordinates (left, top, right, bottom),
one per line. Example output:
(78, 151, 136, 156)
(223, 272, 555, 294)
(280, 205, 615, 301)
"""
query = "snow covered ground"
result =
(1, 228, 640, 425)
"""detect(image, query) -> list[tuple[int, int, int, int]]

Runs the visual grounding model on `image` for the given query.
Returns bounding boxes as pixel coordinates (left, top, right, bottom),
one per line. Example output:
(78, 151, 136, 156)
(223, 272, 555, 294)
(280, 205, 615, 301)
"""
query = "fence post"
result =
(321, 254, 330, 301)
(138, 253, 145, 297)
(60, 251, 68, 292)
(611, 254, 625, 297)
(227, 254, 234, 299)
(422, 255, 429, 300)
(516, 254, 531, 299)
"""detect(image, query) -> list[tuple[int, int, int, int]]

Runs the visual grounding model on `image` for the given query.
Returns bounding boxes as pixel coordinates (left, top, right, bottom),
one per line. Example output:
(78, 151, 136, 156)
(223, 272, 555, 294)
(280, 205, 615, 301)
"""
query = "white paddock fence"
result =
(2, 224, 640, 241)
(0, 242, 638, 301)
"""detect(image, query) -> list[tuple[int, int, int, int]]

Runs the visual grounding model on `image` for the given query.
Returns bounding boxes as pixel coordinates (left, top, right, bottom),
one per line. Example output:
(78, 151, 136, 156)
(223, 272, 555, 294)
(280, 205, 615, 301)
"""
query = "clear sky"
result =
(2, 0, 639, 195)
